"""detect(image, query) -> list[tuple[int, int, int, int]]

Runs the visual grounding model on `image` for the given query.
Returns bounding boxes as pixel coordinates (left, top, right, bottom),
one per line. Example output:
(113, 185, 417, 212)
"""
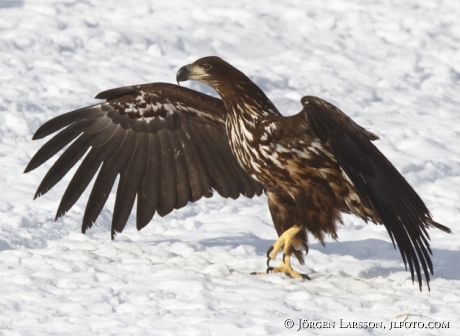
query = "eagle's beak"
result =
(176, 65, 191, 84)
(176, 64, 210, 85)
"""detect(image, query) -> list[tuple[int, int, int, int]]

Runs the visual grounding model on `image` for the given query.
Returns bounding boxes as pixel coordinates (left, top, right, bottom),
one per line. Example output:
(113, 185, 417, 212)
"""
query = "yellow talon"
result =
(267, 254, 310, 279)
(268, 225, 303, 260)
(250, 225, 311, 280)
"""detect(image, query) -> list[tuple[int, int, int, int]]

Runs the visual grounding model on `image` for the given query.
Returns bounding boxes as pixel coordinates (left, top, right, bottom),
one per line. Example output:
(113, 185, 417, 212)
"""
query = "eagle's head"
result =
(176, 56, 247, 90)
(177, 56, 280, 118)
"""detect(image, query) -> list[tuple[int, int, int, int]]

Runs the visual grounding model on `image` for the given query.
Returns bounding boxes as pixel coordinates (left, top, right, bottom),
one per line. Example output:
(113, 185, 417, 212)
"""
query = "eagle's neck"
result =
(214, 80, 280, 122)
(213, 80, 281, 179)
(215, 81, 279, 151)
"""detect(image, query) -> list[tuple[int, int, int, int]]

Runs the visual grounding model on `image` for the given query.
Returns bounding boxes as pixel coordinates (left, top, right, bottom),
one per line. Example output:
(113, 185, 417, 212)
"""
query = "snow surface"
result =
(1, 0, 460, 334)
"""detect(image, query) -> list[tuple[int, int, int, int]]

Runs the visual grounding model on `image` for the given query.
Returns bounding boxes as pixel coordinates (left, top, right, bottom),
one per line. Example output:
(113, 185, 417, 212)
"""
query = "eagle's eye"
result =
(202, 63, 212, 70)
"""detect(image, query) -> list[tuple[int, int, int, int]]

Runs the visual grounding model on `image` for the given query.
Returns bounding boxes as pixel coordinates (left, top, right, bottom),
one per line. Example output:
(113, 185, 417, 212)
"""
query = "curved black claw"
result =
(267, 267, 274, 274)
(266, 246, 274, 267)
(266, 245, 274, 258)
(303, 243, 309, 255)
(250, 272, 257, 275)
(301, 273, 311, 280)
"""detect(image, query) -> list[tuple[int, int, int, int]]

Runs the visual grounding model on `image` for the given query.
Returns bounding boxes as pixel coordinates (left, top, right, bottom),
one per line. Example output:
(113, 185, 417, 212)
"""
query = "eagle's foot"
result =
(266, 254, 310, 280)
(266, 225, 303, 263)
(252, 225, 309, 279)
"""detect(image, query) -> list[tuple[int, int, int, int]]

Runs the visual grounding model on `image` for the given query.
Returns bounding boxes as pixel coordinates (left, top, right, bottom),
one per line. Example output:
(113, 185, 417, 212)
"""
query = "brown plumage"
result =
(25, 56, 450, 291)
(24, 83, 264, 238)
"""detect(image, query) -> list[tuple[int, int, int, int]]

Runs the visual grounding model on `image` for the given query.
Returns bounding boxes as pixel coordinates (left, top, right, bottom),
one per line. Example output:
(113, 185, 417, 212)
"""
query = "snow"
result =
(1, 0, 460, 334)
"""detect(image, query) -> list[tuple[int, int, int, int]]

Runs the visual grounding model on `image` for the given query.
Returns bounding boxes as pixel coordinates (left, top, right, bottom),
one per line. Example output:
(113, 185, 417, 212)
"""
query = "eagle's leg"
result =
(265, 225, 310, 280)
(267, 224, 302, 261)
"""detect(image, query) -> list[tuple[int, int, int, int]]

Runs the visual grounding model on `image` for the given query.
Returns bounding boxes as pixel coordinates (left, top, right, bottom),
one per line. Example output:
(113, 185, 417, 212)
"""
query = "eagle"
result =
(25, 56, 450, 291)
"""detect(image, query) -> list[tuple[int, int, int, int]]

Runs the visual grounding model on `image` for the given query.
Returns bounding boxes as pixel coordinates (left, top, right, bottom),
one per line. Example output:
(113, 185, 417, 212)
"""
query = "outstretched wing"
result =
(25, 83, 263, 239)
(292, 96, 450, 290)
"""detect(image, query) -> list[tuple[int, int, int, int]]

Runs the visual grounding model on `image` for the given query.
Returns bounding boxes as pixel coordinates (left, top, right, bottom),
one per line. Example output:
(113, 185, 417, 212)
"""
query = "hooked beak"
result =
(176, 63, 210, 85)
(176, 65, 191, 84)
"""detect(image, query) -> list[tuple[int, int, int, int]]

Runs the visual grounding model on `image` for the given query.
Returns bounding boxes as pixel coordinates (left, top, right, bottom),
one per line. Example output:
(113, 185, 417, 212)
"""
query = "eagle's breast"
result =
(225, 106, 264, 181)
(224, 104, 314, 190)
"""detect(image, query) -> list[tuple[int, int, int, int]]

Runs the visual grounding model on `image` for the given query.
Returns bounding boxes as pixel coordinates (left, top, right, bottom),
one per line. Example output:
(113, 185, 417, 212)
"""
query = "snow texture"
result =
(1, 0, 459, 334)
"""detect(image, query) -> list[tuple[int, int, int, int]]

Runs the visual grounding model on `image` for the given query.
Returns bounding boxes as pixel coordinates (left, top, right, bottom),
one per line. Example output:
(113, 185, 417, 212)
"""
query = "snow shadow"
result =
(196, 236, 459, 280)
(0, 0, 24, 8)
(312, 238, 460, 281)
(196, 234, 273, 255)
(0, 240, 12, 252)
(189, 235, 460, 281)
(127, 233, 459, 281)
(141, 233, 273, 256)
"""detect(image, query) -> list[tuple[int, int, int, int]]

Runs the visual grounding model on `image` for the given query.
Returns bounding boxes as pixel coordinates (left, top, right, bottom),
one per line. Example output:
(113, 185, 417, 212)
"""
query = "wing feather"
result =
(202, 125, 243, 198)
(136, 133, 162, 230)
(181, 122, 214, 198)
(112, 133, 149, 236)
(32, 105, 103, 140)
(33, 133, 91, 199)
(176, 127, 205, 202)
(157, 129, 177, 217)
(169, 129, 192, 210)
(187, 122, 232, 198)
(297, 95, 450, 290)
(24, 119, 90, 173)
(102, 130, 139, 239)
(27, 83, 264, 238)
(55, 147, 104, 219)
(81, 127, 129, 232)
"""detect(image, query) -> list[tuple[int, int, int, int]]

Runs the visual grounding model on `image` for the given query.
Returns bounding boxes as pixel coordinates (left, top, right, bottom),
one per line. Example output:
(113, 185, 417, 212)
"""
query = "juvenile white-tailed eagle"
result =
(25, 56, 450, 291)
